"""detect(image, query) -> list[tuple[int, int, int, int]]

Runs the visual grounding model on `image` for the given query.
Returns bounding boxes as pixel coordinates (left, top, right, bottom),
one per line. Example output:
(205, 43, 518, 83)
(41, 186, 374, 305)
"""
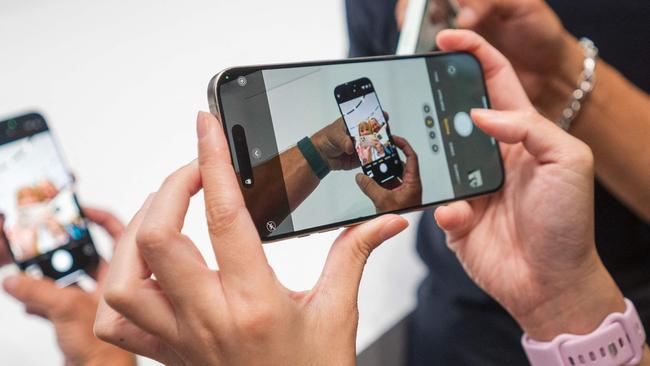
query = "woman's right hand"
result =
(432, 30, 626, 341)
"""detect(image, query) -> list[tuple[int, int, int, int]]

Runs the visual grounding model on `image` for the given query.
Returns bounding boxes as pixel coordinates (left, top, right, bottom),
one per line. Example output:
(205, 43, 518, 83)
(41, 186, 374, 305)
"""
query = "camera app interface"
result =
(336, 79, 403, 186)
(218, 53, 503, 239)
(0, 115, 97, 279)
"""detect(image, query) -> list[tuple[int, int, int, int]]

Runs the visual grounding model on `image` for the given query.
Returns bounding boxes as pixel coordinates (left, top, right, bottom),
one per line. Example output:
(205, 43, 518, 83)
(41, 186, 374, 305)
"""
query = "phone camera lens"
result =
(429, 131, 436, 139)
(432, 144, 439, 152)
(447, 65, 457, 76)
(423, 104, 431, 113)
(237, 76, 247, 87)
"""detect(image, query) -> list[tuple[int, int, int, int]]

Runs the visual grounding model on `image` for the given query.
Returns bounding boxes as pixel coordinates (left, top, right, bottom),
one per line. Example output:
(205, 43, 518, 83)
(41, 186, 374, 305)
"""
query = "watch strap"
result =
(522, 298, 646, 366)
(297, 137, 330, 180)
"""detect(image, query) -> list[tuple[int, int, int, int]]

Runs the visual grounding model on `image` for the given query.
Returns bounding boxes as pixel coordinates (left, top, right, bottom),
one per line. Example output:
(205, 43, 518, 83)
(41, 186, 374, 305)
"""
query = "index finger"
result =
(196, 112, 275, 293)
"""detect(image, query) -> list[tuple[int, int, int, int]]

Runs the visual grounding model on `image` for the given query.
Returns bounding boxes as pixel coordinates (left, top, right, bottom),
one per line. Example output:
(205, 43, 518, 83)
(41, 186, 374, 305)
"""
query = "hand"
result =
(432, 30, 626, 341)
(453, 0, 583, 118)
(94, 112, 409, 365)
(356, 136, 422, 213)
(2, 208, 135, 366)
(0, 213, 11, 266)
(310, 117, 359, 171)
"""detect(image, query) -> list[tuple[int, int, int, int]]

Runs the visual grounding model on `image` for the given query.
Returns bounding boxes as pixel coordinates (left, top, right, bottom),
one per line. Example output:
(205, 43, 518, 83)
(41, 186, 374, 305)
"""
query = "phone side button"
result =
(297, 233, 311, 238)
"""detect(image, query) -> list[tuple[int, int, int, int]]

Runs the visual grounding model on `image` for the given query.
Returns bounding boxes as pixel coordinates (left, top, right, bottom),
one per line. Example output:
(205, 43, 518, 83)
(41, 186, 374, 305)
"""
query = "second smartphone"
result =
(208, 52, 503, 241)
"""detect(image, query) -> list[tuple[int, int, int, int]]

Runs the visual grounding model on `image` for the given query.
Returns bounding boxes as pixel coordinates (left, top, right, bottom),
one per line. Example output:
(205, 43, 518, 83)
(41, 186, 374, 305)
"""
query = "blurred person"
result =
(347, 0, 650, 363)
(93, 31, 649, 365)
(1, 208, 136, 366)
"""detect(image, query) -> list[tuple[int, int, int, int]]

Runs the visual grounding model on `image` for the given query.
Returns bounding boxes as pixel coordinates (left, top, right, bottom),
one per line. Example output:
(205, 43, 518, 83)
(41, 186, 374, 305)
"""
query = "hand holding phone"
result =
(0, 113, 100, 284)
(355, 136, 423, 213)
(309, 118, 359, 171)
(93, 112, 409, 366)
(3, 207, 135, 365)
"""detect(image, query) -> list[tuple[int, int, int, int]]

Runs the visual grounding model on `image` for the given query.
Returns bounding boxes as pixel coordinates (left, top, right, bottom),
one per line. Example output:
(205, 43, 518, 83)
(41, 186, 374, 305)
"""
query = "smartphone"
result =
(0, 112, 99, 285)
(335, 78, 403, 187)
(208, 52, 504, 241)
(397, 0, 460, 55)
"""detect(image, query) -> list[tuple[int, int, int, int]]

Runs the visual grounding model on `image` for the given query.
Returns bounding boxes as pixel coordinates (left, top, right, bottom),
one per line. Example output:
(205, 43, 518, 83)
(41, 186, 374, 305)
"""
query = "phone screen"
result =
(215, 53, 503, 240)
(0, 113, 98, 282)
(336, 78, 403, 186)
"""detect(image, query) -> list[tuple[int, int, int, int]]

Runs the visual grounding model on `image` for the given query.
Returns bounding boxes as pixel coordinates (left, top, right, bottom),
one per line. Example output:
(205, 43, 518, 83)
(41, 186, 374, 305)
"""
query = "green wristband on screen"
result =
(297, 137, 330, 180)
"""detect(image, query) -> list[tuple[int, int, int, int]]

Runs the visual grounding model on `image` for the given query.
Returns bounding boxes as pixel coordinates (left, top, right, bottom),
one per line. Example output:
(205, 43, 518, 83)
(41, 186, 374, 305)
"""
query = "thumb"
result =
(356, 173, 386, 202)
(3, 274, 63, 311)
(317, 215, 408, 302)
(330, 119, 354, 155)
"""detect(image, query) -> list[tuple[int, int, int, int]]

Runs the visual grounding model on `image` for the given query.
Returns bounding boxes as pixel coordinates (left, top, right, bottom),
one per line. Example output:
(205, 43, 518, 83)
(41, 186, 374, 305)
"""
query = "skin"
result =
(2, 208, 135, 366)
(355, 136, 422, 213)
(93, 31, 650, 364)
(0, 214, 11, 266)
(397, 0, 650, 221)
(92, 111, 409, 365)
(433, 29, 649, 362)
(240, 115, 419, 232)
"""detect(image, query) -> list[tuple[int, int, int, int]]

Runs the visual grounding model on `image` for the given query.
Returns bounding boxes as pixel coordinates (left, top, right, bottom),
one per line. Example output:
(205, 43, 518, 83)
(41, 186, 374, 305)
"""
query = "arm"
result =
(545, 39, 650, 222)
(241, 117, 358, 230)
(435, 29, 649, 365)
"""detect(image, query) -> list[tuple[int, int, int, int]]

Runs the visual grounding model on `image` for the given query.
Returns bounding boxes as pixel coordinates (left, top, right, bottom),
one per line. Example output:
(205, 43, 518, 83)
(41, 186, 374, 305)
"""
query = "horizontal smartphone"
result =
(0, 112, 99, 285)
(208, 52, 503, 241)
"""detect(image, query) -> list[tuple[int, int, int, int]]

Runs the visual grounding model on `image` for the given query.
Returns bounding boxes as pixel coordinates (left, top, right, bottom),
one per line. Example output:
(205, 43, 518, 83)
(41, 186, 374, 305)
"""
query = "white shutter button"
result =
(51, 249, 73, 273)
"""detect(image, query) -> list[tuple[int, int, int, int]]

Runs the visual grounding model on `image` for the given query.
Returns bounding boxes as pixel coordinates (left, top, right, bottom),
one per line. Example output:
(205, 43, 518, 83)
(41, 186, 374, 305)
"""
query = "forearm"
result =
(279, 147, 320, 211)
(75, 346, 137, 366)
(543, 36, 650, 222)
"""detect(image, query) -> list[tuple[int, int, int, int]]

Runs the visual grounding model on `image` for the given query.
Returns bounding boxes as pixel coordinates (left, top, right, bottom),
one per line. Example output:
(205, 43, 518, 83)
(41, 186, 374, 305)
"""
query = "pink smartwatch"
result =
(522, 298, 646, 366)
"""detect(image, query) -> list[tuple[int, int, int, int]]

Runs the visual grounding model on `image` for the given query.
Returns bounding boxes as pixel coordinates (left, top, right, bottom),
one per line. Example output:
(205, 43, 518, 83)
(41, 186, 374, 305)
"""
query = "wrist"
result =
(517, 260, 625, 341)
(84, 346, 137, 366)
(537, 34, 585, 120)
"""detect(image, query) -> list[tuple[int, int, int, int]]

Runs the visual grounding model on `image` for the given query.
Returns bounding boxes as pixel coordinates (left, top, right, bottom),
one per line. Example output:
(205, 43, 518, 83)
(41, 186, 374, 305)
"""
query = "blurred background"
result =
(0, 1, 426, 364)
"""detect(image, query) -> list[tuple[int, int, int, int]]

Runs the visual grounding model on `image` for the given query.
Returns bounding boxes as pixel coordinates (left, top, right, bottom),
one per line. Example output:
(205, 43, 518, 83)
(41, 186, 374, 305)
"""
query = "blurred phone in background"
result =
(0, 113, 99, 286)
(397, 0, 460, 54)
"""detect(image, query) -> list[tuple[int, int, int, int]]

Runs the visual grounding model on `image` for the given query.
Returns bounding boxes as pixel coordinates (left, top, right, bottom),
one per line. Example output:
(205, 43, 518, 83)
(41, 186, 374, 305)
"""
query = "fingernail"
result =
(3, 275, 20, 292)
(196, 111, 212, 139)
(379, 216, 409, 241)
(456, 7, 477, 27)
(471, 108, 501, 120)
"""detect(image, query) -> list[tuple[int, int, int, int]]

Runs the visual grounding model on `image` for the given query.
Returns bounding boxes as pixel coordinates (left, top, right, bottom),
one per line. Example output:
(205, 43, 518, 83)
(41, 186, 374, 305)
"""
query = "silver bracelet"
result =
(557, 38, 599, 131)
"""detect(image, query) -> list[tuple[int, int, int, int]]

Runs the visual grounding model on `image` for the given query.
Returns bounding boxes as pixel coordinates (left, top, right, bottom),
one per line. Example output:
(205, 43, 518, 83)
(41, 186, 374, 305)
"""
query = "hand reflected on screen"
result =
(0, 213, 11, 266)
(310, 117, 359, 171)
(2, 208, 135, 366)
(356, 136, 422, 213)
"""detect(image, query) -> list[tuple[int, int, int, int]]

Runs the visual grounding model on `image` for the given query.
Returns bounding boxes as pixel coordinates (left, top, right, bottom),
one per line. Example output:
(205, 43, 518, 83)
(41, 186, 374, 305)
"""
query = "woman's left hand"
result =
(94, 112, 408, 366)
